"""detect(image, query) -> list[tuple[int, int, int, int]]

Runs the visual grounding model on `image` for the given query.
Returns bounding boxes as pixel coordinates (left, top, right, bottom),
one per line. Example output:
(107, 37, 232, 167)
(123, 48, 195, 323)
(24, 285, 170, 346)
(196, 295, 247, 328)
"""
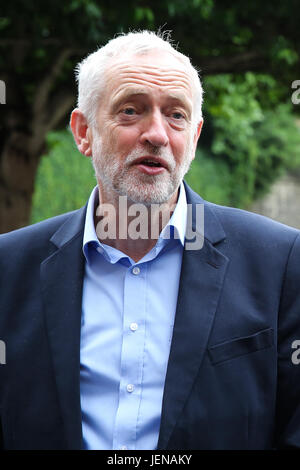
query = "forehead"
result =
(102, 51, 194, 106)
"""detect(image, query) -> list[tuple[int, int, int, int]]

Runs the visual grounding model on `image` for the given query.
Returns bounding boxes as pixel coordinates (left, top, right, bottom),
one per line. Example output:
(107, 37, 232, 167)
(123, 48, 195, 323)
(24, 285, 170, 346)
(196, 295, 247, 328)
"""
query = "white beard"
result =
(91, 129, 194, 205)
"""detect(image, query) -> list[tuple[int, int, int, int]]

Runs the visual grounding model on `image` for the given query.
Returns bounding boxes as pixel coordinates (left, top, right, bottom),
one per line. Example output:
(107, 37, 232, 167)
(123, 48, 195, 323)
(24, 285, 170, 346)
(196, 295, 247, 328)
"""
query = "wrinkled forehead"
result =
(103, 50, 194, 102)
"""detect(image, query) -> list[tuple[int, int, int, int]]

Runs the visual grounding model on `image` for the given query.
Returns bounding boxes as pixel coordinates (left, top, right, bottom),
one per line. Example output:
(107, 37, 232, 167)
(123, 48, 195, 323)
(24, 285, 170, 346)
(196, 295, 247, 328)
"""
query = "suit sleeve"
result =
(275, 232, 300, 448)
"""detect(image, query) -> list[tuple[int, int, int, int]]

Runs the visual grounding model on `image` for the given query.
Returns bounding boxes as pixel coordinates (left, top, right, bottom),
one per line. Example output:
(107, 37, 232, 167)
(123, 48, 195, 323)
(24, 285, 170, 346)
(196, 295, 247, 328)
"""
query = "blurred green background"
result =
(1, 0, 300, 229)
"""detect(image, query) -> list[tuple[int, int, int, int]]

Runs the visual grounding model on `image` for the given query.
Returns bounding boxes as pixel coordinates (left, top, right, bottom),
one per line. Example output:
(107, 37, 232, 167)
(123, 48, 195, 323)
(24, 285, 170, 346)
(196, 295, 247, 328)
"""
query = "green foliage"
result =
(271, 36, 299, 66)
(185, 73, 300, 207)
(31, 131, 95, 224)
(185, 149, 233, 206)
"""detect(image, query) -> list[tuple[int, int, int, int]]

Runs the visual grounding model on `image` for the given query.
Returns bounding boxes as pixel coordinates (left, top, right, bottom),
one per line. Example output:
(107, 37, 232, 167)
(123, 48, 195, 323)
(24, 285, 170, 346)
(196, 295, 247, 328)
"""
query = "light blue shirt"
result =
(80, 183, 187, 450)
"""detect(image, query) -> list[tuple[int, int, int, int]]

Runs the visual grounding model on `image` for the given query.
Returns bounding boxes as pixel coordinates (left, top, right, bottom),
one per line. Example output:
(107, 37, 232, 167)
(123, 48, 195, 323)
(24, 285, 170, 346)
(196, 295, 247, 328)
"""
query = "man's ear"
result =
(190, 119, 203, 162)
(70, 108, 93, 157)
(193, 119, 203, 150)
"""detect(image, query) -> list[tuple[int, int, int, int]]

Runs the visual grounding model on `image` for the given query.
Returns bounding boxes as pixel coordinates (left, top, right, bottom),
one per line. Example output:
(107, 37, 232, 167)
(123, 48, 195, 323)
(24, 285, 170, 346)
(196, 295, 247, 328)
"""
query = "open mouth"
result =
(132, 156, 168, 168)
(132, 157, 168, 175)
(140, 159, 163, 167)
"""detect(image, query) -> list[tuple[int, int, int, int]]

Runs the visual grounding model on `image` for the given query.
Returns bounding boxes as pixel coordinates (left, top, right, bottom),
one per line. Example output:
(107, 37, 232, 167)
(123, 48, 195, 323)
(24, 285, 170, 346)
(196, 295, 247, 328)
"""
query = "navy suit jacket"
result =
(0, 182, 300, 449)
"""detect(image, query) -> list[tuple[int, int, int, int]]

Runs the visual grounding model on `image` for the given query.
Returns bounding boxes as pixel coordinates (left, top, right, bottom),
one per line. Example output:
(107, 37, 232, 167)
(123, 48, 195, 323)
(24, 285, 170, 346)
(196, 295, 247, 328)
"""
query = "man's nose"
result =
(139, 110, 169, 148)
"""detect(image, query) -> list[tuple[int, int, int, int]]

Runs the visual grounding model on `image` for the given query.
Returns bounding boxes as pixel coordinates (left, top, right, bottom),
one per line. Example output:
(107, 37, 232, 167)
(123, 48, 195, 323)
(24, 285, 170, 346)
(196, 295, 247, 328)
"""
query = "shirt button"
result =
(130, 322, 138, 332)
(97, 246, 103, 253)
(127, 384, 134, 393)
(132, 266, 140, 275)
(120, 445, 127, 450)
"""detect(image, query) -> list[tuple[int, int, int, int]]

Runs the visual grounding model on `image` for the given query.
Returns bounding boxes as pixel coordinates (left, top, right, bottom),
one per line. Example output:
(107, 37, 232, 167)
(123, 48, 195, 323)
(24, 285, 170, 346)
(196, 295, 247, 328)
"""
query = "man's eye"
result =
(172, 112, 184, 120)
(122, 108, 136, 115)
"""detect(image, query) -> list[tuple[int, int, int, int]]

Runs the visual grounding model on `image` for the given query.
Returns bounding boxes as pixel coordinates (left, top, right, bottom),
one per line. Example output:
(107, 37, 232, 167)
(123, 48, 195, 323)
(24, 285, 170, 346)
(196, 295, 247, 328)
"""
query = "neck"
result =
(94, 187, 179, 262)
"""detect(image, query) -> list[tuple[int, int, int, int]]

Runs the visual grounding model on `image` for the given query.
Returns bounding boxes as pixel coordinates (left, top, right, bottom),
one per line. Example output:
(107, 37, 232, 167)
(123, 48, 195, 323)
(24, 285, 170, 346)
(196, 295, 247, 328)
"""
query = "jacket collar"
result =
(49, 205, 87, 249)
(183, 180, 226, 246)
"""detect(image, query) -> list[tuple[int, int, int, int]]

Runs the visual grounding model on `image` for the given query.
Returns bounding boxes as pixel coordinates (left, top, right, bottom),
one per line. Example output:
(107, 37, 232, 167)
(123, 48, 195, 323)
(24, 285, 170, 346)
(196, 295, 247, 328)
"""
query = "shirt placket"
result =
(112, 263, 148, 450)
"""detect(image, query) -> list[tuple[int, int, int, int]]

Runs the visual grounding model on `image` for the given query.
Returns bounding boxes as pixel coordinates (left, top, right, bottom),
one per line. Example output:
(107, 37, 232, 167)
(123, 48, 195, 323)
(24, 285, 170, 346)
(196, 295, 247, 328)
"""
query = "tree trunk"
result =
(0, 129, 40, 233)
(0, 185, 35, 233)
(0, 44, 75, 234)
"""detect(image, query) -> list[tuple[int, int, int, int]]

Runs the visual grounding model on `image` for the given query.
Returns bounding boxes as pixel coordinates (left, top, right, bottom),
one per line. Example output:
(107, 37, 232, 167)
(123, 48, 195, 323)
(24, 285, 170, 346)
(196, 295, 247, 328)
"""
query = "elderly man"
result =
(0, 31, 300, 451)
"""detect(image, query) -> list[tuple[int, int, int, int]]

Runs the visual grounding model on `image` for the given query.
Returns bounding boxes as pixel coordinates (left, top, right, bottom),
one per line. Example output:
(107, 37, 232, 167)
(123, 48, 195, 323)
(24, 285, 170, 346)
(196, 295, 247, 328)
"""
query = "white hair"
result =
(75, 30, 203, 131)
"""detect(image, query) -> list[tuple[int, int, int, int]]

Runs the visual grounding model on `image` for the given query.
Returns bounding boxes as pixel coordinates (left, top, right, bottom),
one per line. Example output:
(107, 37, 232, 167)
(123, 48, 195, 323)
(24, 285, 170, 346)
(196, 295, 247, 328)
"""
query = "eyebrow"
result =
(111, 88, 148, 112)
(167, 92, 193, 115)
(111, 87, 192, 116)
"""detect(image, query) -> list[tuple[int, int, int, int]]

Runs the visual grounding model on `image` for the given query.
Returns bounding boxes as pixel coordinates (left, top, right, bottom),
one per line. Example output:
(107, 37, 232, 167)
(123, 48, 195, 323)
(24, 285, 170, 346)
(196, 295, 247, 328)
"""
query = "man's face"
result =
(91, 50, 201, 205)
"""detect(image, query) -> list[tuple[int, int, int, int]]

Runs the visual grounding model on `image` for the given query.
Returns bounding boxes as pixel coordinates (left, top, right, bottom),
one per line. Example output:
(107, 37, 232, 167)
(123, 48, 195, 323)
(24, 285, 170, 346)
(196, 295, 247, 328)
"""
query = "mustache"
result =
(124, 146, 176, 171)
(91, 133, 177, 172)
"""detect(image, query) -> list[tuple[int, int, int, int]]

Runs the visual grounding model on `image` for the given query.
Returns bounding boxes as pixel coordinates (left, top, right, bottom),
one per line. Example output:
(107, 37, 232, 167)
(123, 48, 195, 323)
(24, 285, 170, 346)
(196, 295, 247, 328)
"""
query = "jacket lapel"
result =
(157, 184, 229, 449)
(40, 207, 87, 450)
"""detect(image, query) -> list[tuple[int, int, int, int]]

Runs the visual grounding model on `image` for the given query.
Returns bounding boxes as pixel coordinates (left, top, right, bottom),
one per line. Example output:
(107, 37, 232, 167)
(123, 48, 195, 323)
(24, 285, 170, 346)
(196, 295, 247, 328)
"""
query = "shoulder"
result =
(203, 201, 300, 282)
(0, 210, 82, 270)
(0, 211, 76, 248)
(184, 181, 300, 250)
(206, 200, 300, 245)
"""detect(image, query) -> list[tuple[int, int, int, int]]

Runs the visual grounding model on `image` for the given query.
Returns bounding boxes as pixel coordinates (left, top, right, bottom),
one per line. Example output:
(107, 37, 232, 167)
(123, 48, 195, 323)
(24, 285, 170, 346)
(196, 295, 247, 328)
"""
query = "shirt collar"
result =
(156, 181, 186, 247)
(83, 182, 187, 264)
